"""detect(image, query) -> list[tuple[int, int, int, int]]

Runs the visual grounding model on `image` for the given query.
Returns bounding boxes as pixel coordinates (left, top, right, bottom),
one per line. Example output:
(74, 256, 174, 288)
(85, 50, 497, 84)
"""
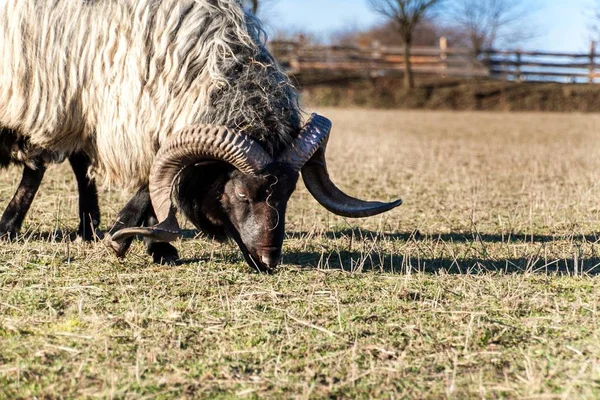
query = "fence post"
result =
(515, 48, 523, 82)
(483, 48, 493, 78)
(371, 40, 382, 58)
(289, 39, 300, 74)
(439, 36, 448, 77)
(590, 40, 596, 84)
(370, 40, 382, 78)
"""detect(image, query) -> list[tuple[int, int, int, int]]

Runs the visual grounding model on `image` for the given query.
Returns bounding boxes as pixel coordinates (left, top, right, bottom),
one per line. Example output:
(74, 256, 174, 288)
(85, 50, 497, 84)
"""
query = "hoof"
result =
(0, 226, 18, 241)
(147, 242, 180, 266)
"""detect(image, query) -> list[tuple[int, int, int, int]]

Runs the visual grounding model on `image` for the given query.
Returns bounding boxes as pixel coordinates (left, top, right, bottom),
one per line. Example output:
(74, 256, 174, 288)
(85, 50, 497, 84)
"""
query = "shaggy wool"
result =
(0, 0, 300, 188)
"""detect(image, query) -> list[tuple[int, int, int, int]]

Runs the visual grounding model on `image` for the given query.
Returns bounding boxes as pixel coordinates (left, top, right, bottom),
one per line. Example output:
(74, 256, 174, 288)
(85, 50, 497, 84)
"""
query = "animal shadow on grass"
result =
(285, 229, 600, 276)
(19, 228, 200, 243)
(15, 229, 94, 243)
(16, 228, 600, 275)
(288, 228, 600, 245)
(18, 229, 207, 266)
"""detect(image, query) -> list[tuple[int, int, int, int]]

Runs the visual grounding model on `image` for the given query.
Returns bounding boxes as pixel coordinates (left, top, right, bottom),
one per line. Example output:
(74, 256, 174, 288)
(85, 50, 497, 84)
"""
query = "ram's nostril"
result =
(259, 247, 282, 268)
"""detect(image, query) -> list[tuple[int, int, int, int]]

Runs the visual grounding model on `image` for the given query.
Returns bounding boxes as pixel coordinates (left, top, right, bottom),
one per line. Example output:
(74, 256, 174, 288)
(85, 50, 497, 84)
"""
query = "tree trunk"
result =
(403, 39, 415, 90)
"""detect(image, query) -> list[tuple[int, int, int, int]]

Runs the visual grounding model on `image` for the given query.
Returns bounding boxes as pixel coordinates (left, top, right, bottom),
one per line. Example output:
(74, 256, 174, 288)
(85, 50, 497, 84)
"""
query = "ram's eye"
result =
(236, 191, 248, 201)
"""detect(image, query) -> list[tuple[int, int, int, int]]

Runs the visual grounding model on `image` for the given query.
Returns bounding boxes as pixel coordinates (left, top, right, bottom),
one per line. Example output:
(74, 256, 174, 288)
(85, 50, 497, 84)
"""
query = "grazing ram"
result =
(0, 128, 100, 241)
(0, 0, 401, 271)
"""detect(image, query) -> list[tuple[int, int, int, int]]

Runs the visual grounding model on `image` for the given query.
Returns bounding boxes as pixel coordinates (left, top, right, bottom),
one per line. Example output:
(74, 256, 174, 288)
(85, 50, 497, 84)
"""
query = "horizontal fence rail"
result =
(269, 39, 600, 84)
(484, 43, 600, 83)
(269, 38, 488, 82)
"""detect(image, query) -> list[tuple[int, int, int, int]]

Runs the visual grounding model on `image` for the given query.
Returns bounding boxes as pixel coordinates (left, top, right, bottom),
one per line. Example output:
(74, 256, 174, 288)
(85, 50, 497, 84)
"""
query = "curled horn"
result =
(277, 114, 332, 171)
(278, 113, 402, 218)
(110, 125, 272, 243)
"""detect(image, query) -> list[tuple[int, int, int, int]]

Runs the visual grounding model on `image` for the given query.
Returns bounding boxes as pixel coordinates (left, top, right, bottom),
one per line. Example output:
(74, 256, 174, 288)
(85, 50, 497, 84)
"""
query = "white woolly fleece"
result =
(0, 0, 300, 188)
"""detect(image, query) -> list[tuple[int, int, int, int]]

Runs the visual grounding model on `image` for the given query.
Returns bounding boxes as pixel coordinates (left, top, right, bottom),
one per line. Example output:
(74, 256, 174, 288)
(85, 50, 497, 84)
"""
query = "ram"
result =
(0, 128, 100, 241)
(0, 0, 401, 271)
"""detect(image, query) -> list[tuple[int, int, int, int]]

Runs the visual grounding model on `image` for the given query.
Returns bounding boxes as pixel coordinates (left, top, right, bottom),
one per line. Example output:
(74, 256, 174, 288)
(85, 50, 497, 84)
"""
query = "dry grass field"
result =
(1, 108, 600, 398)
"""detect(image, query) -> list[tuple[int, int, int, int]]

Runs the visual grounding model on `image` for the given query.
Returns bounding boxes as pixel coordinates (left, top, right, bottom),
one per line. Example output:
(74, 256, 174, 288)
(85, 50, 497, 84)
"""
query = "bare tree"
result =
(589, 1, 600, 43)
(368, 0, 445, 90)
(242, 0, 260, 14)
(246, 0, 278, 15)
(332, 19, 467, 48)
(448, 0, 538, 53)
(333, 20, 437, 47)
(250, 0, 258, 14)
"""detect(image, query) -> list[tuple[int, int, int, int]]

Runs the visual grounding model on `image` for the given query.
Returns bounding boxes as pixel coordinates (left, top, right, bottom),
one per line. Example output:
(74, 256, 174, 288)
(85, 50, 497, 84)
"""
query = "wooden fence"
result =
(269, 39, 600, 84)
(269, 38, 487, 83)
(485, 42, 600, 83)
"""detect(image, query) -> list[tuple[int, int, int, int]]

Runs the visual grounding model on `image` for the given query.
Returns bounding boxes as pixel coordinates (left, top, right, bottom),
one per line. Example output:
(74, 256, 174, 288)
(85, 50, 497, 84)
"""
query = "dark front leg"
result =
(143, 212, 180, 265)
(68, 152, 101, 241)
(107, 185, 179, 264)
(0, 164, 46, 239)
(107, 186, 152, 258)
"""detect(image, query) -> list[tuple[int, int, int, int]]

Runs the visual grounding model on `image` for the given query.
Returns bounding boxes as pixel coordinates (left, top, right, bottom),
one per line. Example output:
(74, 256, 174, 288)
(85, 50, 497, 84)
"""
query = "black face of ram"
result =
(177, 163, 299, 272)
(221, 165, 298, 272)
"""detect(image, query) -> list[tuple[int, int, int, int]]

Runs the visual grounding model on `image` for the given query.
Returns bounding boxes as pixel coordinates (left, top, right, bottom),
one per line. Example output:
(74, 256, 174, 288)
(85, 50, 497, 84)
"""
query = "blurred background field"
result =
(301, 78, 600, 111)
(262, 0, 600, 111)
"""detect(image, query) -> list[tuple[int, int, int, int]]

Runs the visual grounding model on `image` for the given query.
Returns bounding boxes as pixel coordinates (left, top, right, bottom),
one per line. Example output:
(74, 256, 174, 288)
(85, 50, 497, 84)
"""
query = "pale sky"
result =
(261, 0, 594, 52)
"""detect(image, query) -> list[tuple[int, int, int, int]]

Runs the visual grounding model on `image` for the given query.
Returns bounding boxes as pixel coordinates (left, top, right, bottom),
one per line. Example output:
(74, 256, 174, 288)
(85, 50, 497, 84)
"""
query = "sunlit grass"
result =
(1, 108, 600, 398)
